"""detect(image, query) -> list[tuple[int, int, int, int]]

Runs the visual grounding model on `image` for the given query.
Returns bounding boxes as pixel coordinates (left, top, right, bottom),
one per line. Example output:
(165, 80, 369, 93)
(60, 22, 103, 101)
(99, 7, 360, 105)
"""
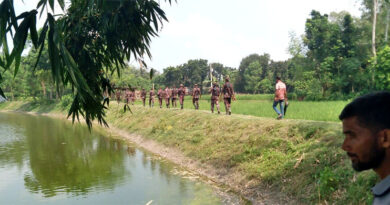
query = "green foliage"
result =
(316, 167, 340, 199)
(258, 79, 273, 94)
(243, 61, 262, 93)
(60, 94, 73, 109)
(374, 46, 390, 90)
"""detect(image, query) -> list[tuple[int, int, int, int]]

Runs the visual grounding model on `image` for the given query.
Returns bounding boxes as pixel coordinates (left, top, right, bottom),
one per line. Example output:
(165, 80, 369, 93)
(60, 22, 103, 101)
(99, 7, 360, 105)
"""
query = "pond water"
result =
(0, 112, 242, 204)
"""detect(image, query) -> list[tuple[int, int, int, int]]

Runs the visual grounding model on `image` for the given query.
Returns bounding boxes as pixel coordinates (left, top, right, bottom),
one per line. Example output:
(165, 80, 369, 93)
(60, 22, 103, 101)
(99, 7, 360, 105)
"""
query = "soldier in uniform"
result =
(131, 88, 137, 105)
(165, 86, 171, 108)
(171, 85, 178, 108)
(149, 88, 155, 107)
(222, 77, 235, 115)
(178, 84, 186, 110)
(209, 82, 221, 114)
(192, 84, 201, 110)
(157, 87, 163, 108)
(140, 88, 147, 106)
(125, 88, 131, 105)
(115, 88, 122, 104)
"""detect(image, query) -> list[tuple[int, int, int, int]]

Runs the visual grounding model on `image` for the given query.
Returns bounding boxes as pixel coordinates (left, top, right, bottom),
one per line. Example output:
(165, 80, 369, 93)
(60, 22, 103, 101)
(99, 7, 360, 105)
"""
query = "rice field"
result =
(129, 95, 349, 122)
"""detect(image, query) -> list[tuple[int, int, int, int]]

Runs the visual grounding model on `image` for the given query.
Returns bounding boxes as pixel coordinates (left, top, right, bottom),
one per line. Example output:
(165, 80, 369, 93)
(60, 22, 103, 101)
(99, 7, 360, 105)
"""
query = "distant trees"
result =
(152, 59, 235, 92)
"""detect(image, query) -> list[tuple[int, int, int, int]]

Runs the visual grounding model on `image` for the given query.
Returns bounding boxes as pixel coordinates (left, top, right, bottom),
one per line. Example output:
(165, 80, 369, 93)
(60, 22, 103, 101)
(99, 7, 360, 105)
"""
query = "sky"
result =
(16, 0, 363, 72)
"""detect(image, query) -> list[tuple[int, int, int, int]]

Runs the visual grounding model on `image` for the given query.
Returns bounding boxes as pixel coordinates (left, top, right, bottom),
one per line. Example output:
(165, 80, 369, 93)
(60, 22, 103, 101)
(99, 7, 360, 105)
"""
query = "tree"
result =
(373, 0, 378, 57)
(235, 53, 270, 93)
(0, 0, 172, 128)
(258, 78, 273, 94)
(243, 61, 262, 93)
(374, 46, 390, 90)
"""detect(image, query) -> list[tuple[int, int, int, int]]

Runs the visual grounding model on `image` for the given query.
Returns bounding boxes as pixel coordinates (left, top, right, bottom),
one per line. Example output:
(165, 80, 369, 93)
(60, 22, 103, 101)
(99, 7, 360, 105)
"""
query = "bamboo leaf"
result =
(57, 0, 65, 10)
(48, 0, 54, 12)
(29, 12, 38, 48)
(33, 21, 48, 71)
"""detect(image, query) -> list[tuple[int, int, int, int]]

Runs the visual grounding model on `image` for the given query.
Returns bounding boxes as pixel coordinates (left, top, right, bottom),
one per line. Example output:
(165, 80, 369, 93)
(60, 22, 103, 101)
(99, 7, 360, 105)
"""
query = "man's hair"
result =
(276, 76, 281, 81)
(339, 91, 390, 131)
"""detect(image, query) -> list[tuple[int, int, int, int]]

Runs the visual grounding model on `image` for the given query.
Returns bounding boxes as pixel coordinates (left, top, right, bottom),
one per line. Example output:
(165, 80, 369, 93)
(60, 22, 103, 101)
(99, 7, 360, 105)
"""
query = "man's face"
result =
(342, 116, 385, 171)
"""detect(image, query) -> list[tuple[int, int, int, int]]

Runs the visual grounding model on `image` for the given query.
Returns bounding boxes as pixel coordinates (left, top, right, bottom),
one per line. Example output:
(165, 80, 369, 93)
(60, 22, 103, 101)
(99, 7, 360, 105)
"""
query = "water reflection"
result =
(0, 113, 127, 198)
(0, 113, 226, 204)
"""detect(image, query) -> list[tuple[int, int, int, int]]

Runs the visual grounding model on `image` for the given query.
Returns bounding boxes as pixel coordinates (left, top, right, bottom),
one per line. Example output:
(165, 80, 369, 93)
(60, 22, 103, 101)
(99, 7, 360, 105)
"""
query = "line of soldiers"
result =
(113, 77, 235, 115)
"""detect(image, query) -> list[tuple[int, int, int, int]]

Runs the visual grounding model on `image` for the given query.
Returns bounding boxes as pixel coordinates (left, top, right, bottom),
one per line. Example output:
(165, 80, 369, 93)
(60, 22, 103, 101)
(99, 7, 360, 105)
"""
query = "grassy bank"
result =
(0, 101, 377, 204)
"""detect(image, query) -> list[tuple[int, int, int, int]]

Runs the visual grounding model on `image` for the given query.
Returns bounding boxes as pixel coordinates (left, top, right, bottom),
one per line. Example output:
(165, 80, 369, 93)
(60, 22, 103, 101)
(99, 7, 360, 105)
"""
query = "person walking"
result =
(149, 88, 155, 107)
(130, 89, 135, 105)
(209, 82, 221, 114)
(164, 86, 171, 108)
(273, 77, 287, 119)
(141, 88, 147, 107)
(157, 87, 163, 108)
(171, 86, 178, 108)
(222, 77, 235, 115)
(115, 88, 122, 104)
(192, 84, 201, 110)
(125, 88, 131, 105)
(178, 84, 186, 110)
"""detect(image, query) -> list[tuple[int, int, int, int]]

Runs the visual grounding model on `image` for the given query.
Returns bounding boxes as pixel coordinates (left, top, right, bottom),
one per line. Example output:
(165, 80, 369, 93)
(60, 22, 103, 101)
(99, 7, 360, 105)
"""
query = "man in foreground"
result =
(339, 92, 390, 204)
(222, 77, 234, 115)
(273, 77, 287, 119)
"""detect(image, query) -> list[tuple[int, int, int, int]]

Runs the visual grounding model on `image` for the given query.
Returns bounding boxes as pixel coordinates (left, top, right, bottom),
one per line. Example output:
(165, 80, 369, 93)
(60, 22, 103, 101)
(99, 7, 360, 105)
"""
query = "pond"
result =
(0, 112, 244, 204)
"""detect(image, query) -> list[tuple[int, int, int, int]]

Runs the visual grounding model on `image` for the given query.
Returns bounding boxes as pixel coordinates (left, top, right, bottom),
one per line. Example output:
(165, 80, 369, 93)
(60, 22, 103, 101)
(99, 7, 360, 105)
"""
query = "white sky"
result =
(16, 0, 362, 72)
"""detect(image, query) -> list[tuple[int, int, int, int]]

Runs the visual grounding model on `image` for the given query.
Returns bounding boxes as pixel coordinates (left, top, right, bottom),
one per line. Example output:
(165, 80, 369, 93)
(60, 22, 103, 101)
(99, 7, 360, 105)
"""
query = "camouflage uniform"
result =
(192, 85, 201, 110)
(210, 83, 221, 114)
(130, 90, 136, 105)
(149, 89, 155, 107)
(141, 89, 147, 106)
(164, 87, 171, 108)
(178, 85, 186, 109)
(125, 89, 131, 104)
(222, 81, 234, 115)
(171, 87, 178, 108)
(157, 88, 163, 108)
(115, 89, 121, 104)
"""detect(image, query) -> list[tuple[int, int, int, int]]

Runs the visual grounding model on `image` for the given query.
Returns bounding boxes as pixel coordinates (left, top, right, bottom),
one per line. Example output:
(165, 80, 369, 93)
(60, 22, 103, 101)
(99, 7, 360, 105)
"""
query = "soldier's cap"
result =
(180, 84, 184, 87)
(195, 84, 198, 86)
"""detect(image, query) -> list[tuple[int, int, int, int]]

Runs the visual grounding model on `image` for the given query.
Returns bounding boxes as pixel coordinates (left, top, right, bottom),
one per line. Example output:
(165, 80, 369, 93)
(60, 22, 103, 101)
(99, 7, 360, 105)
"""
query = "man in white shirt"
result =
(273, 77, 287, 119)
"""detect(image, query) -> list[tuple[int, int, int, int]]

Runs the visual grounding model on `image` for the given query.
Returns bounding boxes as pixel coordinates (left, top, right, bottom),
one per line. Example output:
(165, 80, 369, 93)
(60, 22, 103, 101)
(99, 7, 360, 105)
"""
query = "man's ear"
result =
(380, 129, 390, 149)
